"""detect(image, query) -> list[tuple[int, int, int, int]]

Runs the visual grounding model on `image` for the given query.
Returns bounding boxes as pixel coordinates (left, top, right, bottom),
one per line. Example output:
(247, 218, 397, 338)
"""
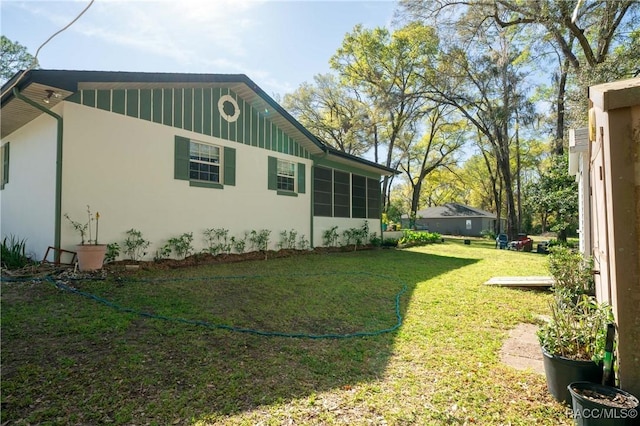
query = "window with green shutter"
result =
(1, 142, 9, 190)
(174, 136, 235, 189)
(268, 156, 306, 196)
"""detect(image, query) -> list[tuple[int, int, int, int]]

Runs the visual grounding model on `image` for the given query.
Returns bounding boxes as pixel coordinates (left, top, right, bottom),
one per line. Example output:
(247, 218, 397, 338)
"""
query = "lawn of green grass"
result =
(1, 238, 572, 425)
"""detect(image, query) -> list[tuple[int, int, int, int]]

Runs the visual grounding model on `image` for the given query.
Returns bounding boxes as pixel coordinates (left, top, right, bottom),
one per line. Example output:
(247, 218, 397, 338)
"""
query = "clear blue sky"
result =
(1, 0, 397, 97)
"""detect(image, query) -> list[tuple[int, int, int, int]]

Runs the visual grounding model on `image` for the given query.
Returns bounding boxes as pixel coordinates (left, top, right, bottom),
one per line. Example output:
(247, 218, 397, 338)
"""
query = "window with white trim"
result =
(267, 156, 305, 196)
(277, 158, 296, 192)
(189, 141, 220, 183)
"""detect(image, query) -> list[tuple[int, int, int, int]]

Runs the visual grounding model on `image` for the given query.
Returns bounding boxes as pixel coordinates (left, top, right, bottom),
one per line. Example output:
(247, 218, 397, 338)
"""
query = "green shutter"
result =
(174, 136, 190, 180)
(223, 146, 236, 186)
(297, 162, 306, 194)
(268, 156, 277, 190)
(1, 142, 9, 189)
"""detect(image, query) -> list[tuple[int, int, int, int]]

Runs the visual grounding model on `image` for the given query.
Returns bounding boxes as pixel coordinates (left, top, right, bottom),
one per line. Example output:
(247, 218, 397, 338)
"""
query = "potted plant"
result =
(567, 382, 639, 426)
(64, 205, 107, 271)
(538, 246, 612, 406)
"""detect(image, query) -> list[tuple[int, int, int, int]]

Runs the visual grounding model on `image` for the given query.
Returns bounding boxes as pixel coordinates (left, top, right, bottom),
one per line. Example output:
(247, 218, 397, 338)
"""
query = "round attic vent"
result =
(218, 94, 240, 123)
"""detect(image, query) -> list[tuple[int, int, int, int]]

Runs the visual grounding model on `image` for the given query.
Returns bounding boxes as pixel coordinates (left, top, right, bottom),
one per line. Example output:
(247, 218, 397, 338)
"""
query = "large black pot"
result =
(568, 381, 639, 426)
(542, 347, 603, 406)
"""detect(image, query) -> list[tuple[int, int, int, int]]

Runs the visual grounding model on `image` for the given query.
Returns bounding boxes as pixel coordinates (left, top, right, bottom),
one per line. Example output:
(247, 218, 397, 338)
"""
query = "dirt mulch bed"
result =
(1, 245, 380, 279)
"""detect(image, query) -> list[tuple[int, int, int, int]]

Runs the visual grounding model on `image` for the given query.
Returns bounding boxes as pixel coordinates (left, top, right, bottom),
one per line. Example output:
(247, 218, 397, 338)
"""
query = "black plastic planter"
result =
(568, 382, 639, 426)
(542, 348, 603, 406)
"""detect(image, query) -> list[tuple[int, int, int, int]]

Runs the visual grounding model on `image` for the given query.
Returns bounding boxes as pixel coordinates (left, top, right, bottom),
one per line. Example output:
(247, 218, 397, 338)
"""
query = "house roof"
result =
(1, 69, 397, 176)
(404, 203, 497, 219)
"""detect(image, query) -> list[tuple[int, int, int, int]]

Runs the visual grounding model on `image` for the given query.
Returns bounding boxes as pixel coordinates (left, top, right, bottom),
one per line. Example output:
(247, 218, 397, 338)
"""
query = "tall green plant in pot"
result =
(538, 246, 613, 406)
(64, 205, 107, 271)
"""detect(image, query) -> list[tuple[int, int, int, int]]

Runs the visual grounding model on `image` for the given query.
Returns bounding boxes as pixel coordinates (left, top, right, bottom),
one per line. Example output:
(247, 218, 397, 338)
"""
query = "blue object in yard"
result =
(496, 233, 508, 249)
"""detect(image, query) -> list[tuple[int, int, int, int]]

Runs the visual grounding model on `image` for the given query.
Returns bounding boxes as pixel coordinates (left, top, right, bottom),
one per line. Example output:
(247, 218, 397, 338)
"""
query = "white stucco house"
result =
(0, 70, 395, 261)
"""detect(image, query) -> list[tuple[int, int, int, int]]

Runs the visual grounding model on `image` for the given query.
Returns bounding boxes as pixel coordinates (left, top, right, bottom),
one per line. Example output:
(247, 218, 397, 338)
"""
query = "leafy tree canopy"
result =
(0, 36, 36, 83)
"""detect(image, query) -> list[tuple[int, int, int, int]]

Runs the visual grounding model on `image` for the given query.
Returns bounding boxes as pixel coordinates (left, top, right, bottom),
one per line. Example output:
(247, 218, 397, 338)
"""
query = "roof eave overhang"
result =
(1, 70, 325, 155)
(323, 146, 398, 176)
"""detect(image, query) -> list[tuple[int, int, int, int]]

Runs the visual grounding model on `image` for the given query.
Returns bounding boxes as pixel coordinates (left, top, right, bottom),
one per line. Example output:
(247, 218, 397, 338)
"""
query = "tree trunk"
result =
(554, 60, 569, 155)
(515, 112, 522, 232)
(410, 180, 422, 229)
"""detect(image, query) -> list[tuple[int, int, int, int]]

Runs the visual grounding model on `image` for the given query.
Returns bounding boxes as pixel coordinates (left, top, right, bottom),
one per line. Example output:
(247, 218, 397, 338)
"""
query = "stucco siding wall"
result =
(0, 112, 57, 260)
(61, 103, 312, 258)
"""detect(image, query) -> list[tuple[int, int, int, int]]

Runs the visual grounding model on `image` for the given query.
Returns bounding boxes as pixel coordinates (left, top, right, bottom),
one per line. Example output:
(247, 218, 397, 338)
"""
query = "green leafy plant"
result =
(398, 230, 441, 247)
(153, 246, 172, 262)
(548, 245, 594, 296)
(163, 233, 194, 259)
(538, 246, 612, 362)
(342, 221, 370, 251)
(297, 234, 309, 250)
(64, 205, 101, 245)
(123, 229, 150, 261)
(249, 229, 271, 253)
(480, 229, 497, 240)
(230, 232, 248, 254)
(104, 242, 120, 263)
(538, 295, 613, 362)
(322, 226, 339, 247)
(382, 238, 399, 248)
(277, 229, 298, 250)
(203, 228, 230, 255)
(1, 235, 33, 269)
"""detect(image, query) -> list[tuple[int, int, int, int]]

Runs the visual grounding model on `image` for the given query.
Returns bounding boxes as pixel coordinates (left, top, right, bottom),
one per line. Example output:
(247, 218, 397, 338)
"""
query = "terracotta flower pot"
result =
(76, 244, 107, 271)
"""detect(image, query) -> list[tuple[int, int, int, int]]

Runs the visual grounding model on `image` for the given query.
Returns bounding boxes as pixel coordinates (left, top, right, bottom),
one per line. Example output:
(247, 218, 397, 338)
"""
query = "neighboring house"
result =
(400, 203, 503, 237)
(0, 70, 396, 260)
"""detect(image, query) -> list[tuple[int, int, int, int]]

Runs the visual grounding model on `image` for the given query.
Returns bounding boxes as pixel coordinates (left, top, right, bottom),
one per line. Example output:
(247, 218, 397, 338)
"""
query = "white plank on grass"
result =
(484, 276, 554, 287)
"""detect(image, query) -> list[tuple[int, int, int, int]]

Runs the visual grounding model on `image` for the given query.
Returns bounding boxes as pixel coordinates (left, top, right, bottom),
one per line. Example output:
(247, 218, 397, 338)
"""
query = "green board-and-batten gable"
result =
(1, 70, 397, 178)
(67, 87, 311, 159)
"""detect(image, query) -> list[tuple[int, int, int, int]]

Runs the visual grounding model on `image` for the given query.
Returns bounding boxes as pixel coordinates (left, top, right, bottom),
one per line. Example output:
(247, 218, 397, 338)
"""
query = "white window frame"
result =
(277, 158, 296, 192)
(189, 141, 221, 183)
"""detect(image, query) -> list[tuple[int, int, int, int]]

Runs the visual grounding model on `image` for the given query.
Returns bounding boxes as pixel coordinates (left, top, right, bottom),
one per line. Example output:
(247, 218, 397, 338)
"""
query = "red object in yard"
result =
(509, 233, 533, 252)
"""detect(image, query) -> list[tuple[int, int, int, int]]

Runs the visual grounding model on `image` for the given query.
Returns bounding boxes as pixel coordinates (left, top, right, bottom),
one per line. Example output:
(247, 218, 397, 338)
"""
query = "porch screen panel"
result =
(367, 178, 381, 218)
(334, 170, 350, 218)
(352, 175, 367, 218)
(313, 166, 332, 217)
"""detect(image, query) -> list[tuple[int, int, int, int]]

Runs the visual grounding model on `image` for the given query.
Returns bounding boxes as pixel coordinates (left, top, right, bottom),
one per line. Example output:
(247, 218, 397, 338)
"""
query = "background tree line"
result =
(283, 0, 639, 240)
